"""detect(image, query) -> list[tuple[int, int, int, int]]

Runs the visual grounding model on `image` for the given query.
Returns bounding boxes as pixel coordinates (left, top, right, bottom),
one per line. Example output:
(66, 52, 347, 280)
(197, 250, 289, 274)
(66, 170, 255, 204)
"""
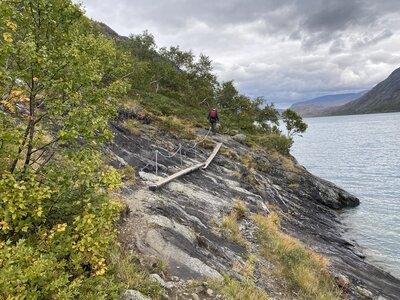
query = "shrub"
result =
(252, 134, 293, 155)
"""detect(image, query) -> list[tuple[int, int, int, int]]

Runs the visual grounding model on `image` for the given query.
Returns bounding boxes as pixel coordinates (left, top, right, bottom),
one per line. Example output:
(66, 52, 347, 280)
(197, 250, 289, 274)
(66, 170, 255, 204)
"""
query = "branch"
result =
(30, 136, 60, 155)
(199, 97, 211, 105)
(33, 112, 47, 125)
(29, 148, 47, 166)
(1, 82, 15, 100)
(35, 151, 55, 174)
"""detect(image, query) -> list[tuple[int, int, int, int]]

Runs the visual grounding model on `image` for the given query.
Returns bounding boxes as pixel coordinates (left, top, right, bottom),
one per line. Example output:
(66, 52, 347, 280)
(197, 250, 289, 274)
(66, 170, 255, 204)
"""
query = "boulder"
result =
(120, 290, 151, 300)
(232, 133, 246, 142)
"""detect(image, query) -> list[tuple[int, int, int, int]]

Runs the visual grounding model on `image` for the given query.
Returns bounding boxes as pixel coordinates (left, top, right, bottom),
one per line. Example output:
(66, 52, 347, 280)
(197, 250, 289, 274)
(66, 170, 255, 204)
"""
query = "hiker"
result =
(207, 108, 219, 134)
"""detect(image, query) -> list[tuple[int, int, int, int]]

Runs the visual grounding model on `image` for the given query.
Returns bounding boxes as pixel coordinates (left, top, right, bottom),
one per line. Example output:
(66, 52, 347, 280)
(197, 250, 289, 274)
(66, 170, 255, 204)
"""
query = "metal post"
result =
(179, 144, 182, 166)
(155, 150, 158, 176)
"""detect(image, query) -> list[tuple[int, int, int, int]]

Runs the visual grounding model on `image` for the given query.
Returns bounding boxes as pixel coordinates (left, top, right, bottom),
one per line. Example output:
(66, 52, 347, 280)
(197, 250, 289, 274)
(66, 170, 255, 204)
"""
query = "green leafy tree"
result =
(217, 81, 239, 109)
(0, 0, 131, 297)
(281, 109, 308, 138)
(256, 102, 279, 131)
(0, 0, 129, 174)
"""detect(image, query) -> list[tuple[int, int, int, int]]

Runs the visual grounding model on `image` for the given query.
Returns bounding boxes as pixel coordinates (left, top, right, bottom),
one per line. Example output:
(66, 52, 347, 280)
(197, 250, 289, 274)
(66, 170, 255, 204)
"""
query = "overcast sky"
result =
(78, 0, 400, 107)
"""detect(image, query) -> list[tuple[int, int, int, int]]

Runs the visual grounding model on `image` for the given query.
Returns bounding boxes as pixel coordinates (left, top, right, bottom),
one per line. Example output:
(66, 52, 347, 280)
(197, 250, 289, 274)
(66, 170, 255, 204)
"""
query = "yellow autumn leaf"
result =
(56, 223, 67, 232)
(95, 268, 106, 276)
(33, 77, 39, 82)
(3, 33, 13, 43)
(0, 221, 9, 231)
(37, 207, 43, 217)
(6, 21, 17, 32)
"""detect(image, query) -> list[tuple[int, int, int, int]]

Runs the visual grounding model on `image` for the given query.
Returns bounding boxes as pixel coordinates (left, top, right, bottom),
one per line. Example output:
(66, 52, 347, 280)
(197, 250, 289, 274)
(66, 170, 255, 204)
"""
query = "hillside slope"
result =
(331, 68, 400, 115)
(109, 111, 400, 300)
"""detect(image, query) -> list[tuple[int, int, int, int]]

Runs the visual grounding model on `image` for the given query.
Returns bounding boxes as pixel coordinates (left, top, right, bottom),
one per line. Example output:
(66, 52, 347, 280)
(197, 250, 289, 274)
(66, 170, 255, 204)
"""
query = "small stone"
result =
(150, 273, 166, 287)
(194, 286, 204, 294)
(165, 282, 176, 290)
(171, 276, 180, 282)
(120, 290, 151, 300)
(233, 133, 246, 142)
(191, 293, 200, 300)
(202, 281, 208, 288)
(206, 288, 214, 296)
(336, 274, 351, 289)
(356, 286, 373, 299)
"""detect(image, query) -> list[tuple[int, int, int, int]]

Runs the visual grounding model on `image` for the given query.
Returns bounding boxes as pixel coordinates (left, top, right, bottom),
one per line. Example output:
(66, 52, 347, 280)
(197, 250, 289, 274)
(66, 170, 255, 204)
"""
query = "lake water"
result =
(291, 112, 400, 278)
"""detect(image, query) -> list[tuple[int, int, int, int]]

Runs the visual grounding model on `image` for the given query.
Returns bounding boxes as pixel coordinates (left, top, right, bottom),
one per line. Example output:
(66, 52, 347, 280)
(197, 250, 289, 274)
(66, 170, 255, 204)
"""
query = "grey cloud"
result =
(329, 39, 346, 54)
(301, 1, 368, 32)
(79, 0, 400, 106)
(352, 29, 394, 49)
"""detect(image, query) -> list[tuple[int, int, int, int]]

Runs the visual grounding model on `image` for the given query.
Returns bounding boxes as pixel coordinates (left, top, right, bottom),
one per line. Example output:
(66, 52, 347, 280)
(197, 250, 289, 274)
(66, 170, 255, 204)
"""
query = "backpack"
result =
(210, 109, 217, 119)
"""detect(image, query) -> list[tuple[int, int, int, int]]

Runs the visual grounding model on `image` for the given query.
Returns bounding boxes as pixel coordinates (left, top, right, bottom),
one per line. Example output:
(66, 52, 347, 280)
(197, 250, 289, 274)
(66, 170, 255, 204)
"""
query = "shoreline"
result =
(340, 208, 400, 280)
(111, 121, 400, 299)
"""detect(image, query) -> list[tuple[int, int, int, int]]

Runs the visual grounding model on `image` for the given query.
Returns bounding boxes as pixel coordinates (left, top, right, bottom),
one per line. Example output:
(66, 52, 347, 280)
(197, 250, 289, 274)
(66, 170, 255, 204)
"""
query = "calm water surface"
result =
(291, 112, 400, 278)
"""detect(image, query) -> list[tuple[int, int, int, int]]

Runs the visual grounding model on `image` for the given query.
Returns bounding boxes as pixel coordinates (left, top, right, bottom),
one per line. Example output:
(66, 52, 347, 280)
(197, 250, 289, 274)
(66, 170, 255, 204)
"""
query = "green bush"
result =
(252, 134, 293, 155)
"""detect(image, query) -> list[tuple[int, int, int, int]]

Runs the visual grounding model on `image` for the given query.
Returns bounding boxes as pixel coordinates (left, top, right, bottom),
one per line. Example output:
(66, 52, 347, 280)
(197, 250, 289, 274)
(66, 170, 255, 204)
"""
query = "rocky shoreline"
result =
(109, 119, 400, 299)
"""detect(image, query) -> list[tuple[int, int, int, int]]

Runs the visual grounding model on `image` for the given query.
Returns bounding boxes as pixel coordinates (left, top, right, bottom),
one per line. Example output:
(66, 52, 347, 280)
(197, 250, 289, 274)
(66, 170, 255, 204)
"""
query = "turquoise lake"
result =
(291, 112, 400, 278)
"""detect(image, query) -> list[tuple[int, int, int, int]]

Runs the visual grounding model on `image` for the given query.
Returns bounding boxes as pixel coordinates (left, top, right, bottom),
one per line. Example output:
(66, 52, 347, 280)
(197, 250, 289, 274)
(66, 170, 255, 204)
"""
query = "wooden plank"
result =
(202, 142, 222, 169)
(149, 162, 205, 191)
(148, 142, 223, 191)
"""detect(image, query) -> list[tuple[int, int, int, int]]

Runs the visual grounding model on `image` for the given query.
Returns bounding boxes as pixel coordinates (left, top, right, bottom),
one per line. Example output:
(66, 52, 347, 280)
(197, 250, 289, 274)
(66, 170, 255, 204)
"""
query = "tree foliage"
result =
(0, 0, 132, 298)
(282, 109, 308, 138)
(0, 0, 308, 296)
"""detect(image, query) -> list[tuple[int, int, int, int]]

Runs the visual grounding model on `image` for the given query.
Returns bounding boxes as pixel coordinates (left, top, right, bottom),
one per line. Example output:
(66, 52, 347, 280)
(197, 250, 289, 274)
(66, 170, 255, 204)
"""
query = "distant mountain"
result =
(290, 91, 367, 117)
(331, 67, 400, 115)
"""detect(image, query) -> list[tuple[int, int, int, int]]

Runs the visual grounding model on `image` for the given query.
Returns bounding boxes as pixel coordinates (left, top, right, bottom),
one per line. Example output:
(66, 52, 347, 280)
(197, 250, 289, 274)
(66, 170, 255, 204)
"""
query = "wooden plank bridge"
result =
(149, 142, 222, 191)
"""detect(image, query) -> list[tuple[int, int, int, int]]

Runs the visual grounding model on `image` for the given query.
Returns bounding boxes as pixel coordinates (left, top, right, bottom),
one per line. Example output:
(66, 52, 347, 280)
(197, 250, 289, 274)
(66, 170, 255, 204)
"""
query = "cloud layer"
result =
(79, 0, 400, 107)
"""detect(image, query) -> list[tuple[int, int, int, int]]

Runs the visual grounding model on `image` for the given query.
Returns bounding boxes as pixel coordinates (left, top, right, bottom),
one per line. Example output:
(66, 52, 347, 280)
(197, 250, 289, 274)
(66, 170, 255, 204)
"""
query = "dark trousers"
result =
(210, 120, 217, 134)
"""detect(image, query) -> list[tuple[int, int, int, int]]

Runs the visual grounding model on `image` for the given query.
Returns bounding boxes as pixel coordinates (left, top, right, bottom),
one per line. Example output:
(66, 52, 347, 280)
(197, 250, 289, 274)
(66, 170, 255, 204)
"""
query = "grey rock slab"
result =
(147, 215, 196, 244)
(139, 171, 159, 182)
(145, 229, 222, 279)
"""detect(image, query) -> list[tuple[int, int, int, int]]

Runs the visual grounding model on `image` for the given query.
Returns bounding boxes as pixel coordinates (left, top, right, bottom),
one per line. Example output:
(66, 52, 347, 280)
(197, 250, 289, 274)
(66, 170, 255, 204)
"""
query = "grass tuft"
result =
(156, 116, 196, 140)
(108, 248, 164, 298)
(233, 200, 248, 220)
(220, 200, 248, 246)
(119, 165, 137, 186)
(252, 212, 341, 300)
(209, 275, 270, 300)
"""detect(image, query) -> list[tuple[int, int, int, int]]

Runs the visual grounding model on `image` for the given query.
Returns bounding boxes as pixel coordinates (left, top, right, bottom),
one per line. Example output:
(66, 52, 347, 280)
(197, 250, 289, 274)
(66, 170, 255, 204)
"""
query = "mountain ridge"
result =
(330, 67, 400, 115)
(290, 91, 367, 117)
